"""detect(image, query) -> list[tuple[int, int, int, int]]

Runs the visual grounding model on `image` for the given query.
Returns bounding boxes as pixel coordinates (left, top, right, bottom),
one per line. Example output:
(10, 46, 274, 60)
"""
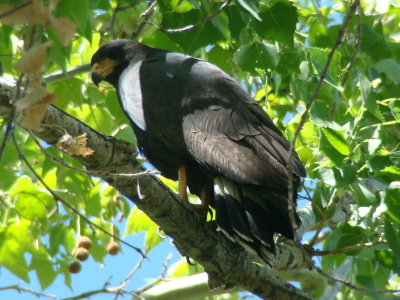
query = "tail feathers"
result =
(213, 184, 300, 262)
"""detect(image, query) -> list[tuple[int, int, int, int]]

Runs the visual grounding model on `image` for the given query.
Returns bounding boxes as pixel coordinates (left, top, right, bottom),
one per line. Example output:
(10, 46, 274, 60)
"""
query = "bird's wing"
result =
(179, 59, 306, 187)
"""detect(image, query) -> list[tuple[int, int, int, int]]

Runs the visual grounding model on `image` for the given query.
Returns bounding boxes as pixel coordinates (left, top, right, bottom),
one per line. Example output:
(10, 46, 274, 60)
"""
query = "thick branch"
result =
(0, 78, 313, 300)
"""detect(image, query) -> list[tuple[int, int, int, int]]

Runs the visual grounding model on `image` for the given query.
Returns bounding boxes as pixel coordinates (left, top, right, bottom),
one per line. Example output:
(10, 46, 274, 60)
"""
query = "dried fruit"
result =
(74, 247, 89, 261)
(68, 261, 81, 274)
(107, 242, 120, 255)
(77, 236, 92, 250)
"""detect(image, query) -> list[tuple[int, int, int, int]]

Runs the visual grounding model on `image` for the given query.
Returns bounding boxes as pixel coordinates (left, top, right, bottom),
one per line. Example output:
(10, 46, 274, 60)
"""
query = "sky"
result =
(0, 217, 184, 300)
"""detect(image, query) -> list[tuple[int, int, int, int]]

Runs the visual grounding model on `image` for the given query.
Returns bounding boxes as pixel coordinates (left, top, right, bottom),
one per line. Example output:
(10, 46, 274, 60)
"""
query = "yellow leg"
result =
(190, 184, 211, 218)
(178, 166, 211, 219)
(178, 165, 188, 202)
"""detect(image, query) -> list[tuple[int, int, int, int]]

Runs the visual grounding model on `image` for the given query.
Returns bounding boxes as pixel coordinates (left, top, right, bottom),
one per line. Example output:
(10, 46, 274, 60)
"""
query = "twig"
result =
(112, 254, 149, 299)
(131, 0, 157, 39)
(0, 284, 56, 299)
(110, 0, 121, 39)
(60, 288, 120, 300)
(340, 4, 362, 87)
(144, 0, 233, 33)
(308, 188, 337, 247)
(311, 241, 386, 256)
(0, 72, 24, 163)
(135, 253, 172, 295)
(0, 0, 33, 19)
(286, 0, 361, 239)
(43, 64, 91, 84)
(314, 265, 400, 294)
(12, 132, 147, 258)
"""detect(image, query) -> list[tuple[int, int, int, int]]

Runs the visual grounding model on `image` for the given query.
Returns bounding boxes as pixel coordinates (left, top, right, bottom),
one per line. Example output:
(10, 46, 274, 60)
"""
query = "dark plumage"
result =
(91, 40, 306, 260)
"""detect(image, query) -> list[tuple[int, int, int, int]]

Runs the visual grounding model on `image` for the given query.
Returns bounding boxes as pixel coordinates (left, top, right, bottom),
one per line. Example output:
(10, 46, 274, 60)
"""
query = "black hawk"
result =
(91, 40, 306, 260)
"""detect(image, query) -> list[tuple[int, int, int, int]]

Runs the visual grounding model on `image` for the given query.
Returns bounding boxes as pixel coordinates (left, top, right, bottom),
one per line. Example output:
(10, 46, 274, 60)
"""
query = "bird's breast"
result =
(118, 61, 146, 131)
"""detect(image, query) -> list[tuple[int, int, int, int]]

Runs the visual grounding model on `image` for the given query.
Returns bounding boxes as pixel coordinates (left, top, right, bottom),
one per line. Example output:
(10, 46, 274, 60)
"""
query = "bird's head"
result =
(91, 39, 146, 86)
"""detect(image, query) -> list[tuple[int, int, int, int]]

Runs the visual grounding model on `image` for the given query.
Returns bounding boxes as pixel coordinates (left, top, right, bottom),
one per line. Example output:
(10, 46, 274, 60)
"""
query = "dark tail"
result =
(213, 179, 300, 262)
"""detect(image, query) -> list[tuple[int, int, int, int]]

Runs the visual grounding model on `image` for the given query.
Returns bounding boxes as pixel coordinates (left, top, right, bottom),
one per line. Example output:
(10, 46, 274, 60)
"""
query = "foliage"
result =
(0, 0, 400, 299)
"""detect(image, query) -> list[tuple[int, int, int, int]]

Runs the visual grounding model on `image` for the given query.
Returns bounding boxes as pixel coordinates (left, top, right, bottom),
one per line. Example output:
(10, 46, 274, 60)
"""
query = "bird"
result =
(90, 39, 306, 261)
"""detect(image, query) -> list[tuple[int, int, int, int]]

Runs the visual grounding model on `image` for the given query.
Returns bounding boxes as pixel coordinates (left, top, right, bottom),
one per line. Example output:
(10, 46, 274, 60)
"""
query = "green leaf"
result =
(15, 193, 48, 220)
(30, 256, 57, 290)
(140, 31, 183, 53)
(236, 0, 261, 21)
(319, 129, 347, 166)
(0, 236, 30, 282)
(233, 42, 279, 74)
(322, 128, 349, 156)
(169, 0, 195, 12)
(319, 166, 338, 186)
(308, 47, 340, 85)
(206, 2, 230, 40)
(309, 100, 340, 129)
(367, 154, 391, 173)
(49, 223, 66, 257)
(384, 189, 400, 223)
(86, 184, 102, 217)
(208, 45, 234, 74)
(57, 0, 92, 41)
(290, 74, 309, 102)
(49, 78, 85, 110)
(10, 176, 53, 221)
(360, 22, 389, 62)
(89, 240, 107, 263)
(359, 75, 378, 114)
(338, 165, 357, 187)
(0, 222, 36, 282)
(125, 207, 162, 251)
(328, 224, 367, 255)
(384, 216, 400, 267)
(375, 58, 400, 83)
(161, 10, 223, 53)
(254, 1, 297, 47)
(351, 180, 379, 206)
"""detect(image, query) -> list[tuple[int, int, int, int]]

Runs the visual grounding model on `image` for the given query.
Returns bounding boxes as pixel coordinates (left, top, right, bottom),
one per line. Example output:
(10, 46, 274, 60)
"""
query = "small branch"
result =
(43, 64, 91, 84)
(308, 188, 337, 247)
(131, 1, 157, 39)
(340, 4, 362, 87)
(312, 241, 386, 256)
(314, 265, 400, 294)
(0, 0, 33, 19)
(135, 253, 172, 295)
(113, 254, 149, 292)
(12, 132, 147, 258)
(109, 0, 121, 39)
(0, 284, 56, 299)
(144, 0, 232, 33)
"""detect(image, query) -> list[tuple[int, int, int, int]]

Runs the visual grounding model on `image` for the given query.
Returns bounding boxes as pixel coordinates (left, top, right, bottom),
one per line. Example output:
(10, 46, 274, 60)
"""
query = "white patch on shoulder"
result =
(118, 61, 146, 130)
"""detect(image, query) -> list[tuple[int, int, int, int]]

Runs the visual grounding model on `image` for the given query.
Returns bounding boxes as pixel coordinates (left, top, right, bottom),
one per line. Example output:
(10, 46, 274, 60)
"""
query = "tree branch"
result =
(0, 78, 314, 300)
(0, 284, 56, 299)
